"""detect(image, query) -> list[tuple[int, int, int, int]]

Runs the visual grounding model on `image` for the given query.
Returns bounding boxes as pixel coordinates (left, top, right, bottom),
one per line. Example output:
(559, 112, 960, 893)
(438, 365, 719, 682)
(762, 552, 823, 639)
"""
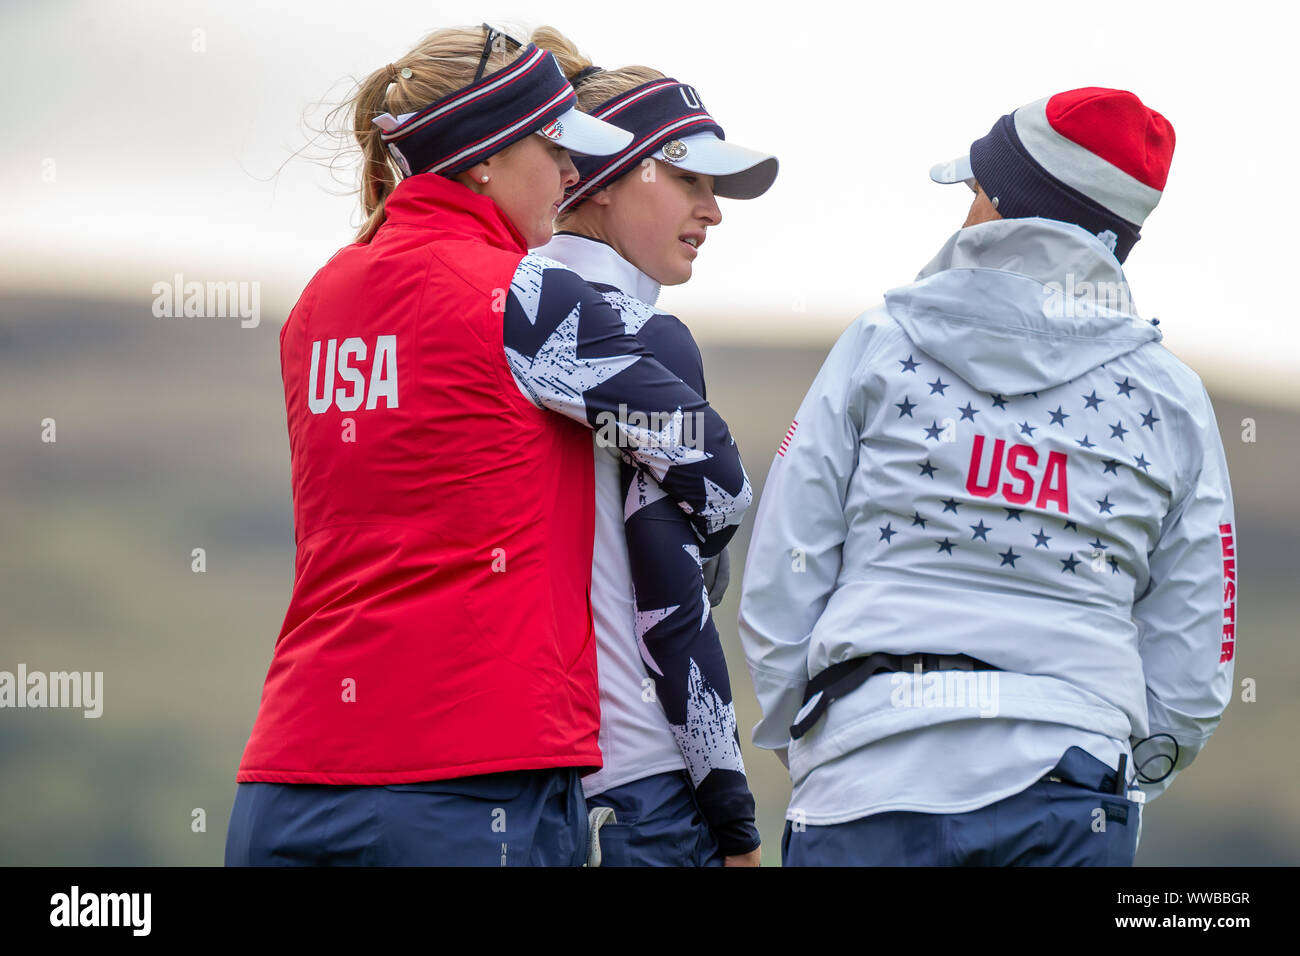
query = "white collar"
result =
(917, 217, 1132, 295)
(537, 232, 662, 307)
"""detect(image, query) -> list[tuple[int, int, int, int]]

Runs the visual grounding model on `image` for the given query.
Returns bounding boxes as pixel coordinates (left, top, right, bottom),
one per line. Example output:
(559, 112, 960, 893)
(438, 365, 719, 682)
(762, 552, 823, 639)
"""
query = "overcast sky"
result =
(3, 0, 1297, 401)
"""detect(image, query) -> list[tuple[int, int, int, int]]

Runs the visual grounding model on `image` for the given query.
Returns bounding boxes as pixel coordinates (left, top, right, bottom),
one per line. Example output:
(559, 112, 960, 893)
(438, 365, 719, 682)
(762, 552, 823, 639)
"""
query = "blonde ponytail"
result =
(330, 24, 532, 243)
(529, 24, 596, 81)
(530, 25, 665, 112)
(321, 24, 626, 243)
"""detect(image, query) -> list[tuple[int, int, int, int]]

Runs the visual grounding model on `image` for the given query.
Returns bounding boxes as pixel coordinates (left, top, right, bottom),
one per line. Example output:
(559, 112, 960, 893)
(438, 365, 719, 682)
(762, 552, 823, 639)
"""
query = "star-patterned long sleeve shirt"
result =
(536, 232, 759, 857)
(504, 251, 751, 553)
(738, 217, 1236, 825)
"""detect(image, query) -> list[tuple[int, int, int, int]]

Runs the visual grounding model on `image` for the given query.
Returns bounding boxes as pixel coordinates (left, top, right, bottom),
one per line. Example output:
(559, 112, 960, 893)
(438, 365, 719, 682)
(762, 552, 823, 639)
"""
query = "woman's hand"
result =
(724, 847, 761, 867)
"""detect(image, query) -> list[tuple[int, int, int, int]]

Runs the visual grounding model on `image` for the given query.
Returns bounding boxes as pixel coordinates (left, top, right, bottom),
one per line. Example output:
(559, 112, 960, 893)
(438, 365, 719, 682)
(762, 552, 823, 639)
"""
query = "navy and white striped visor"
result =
(560, 79, 778, 212)
(372, 45, 633, 178)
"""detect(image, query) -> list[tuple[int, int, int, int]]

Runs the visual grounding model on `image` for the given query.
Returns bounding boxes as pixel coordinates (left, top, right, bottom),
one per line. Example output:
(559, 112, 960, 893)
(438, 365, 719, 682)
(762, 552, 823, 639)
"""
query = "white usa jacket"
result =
(737, 217, 1237, 811)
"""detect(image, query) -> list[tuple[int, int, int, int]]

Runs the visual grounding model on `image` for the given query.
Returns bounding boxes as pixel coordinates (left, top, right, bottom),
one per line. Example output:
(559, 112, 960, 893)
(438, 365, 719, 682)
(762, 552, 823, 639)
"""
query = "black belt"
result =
(789, 652, 1001, 740)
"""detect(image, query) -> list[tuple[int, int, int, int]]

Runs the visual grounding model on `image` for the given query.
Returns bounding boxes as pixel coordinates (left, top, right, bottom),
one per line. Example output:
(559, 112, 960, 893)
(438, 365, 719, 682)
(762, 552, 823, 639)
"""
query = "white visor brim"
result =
(651, 132, 778, 200)
(930, 154, 975, 187)
(535, 106, 634, 156)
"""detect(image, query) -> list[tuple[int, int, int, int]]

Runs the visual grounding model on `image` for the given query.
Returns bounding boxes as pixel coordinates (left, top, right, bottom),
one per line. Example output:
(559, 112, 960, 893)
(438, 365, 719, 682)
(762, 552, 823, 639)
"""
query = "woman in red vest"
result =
(225, 24, 754, 866)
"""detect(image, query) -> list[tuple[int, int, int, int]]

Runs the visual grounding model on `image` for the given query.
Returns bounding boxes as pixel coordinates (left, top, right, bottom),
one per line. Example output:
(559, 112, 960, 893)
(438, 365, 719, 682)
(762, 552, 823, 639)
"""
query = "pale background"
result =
(1, 0, 1296, 864)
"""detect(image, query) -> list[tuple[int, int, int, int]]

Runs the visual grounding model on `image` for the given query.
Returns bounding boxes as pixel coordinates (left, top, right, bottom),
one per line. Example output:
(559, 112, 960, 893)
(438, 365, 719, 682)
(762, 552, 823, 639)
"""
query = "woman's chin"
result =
(526, 224, 553, 249)
(665, 261, 693, 285)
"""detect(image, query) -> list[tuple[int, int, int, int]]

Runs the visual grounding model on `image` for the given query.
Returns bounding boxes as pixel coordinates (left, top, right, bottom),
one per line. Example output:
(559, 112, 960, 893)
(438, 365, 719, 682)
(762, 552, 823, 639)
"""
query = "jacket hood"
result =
(883, 217, 1161, 395)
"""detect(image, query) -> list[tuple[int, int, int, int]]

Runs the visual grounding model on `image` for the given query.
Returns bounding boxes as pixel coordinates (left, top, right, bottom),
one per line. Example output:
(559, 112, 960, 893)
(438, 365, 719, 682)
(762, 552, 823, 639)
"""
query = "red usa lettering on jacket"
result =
(965, 434, 1070, 513)
(307, 335, 399, 413)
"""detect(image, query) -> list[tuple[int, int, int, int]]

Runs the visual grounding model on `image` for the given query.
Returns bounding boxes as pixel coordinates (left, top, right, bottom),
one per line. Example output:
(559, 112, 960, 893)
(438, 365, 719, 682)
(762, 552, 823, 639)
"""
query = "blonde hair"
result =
(530, 25, 665, 111)
(332, 24, 592, 243)
(529, 28, 667, 225)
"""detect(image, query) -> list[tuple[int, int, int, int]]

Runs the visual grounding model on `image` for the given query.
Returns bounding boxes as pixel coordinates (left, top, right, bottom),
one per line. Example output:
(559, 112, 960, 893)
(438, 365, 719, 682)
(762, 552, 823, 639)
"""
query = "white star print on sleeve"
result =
(504, 300, 639, 421)
(503, 254, 752, 552)
(671, 659, 747, 787)
(600, 289, 656, 336)
(682, 474, 753, 535)
(508, 253, 567, 326)
(633, 605, 677, 676)
(624, 467, 668, 520)
(611, 406, 714, 482)
(680, 542, 710, 631)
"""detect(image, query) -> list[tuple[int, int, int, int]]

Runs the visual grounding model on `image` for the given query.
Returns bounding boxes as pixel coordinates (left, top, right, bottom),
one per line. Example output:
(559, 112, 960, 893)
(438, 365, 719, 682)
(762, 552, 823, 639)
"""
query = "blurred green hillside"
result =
(1, 294, 1296, 865)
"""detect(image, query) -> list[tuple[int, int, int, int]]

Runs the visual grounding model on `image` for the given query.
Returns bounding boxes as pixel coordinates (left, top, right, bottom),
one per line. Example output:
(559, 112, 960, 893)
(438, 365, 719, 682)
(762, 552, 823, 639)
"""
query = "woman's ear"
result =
(588, 187, 613, 207)
(455, 160, 493, 193)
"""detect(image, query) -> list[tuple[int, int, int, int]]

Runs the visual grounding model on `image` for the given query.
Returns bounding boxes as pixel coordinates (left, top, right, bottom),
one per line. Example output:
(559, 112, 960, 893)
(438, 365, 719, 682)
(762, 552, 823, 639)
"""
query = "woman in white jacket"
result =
(533, 30, 778, 866)
(738, 87, 1236, 866)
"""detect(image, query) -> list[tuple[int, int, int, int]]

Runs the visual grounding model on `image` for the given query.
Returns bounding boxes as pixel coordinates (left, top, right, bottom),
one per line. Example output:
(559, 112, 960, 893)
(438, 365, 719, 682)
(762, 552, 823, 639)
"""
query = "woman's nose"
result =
(559, 151, 579, 188)
(702, 193, 722, 227)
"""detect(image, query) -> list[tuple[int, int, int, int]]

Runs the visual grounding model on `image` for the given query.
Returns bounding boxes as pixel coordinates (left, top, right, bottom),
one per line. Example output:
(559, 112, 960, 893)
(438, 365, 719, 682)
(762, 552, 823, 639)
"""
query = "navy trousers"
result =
(586, 771, 724, 867)
(782, 747, 1141, 867)
(225, 768, 587, 866)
